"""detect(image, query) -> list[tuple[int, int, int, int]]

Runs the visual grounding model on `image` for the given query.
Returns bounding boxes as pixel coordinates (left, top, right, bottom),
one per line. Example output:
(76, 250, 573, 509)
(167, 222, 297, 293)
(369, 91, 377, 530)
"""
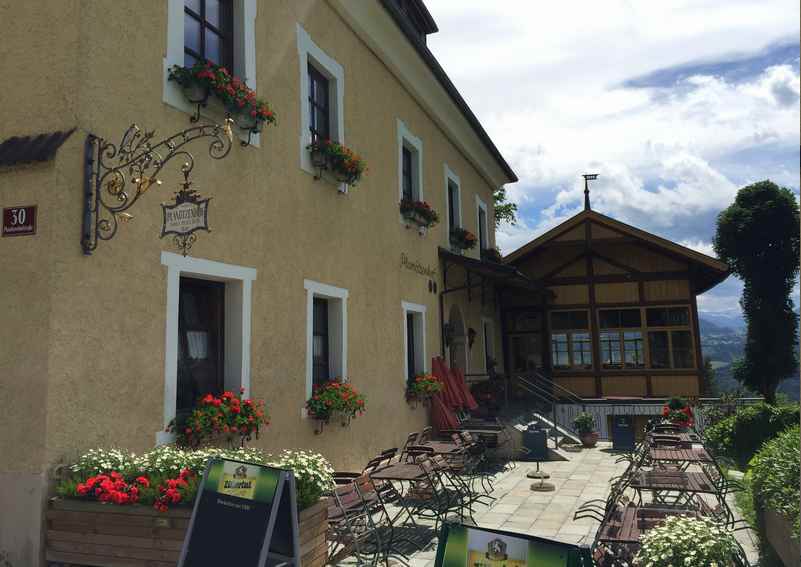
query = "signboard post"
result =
(2, 205, 37, 237)
(178, 458, 300, 567)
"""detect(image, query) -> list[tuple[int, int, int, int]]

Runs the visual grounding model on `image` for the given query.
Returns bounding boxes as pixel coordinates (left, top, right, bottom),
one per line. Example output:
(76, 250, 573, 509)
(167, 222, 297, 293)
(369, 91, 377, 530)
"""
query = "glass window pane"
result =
(571, 311, 589, 329)
(551, 334, 569, 368)
(620, 309, 642, 328)
(624, 331, 644, 367)
(184, 13, 201, 55)
(315, 108, 329, 139)
(671, 331, 694, 368)
(185, 0, 201, 14)
(600, 331, 621, 366)
(206, 0, 221, 27)
(599, 310, 619, 329)
(184, 52, 198, 67)
(205, 30, 221, 65)
(551, 311, 572, 331)
(667, 307, 690, 326)
(648, 331, 670, 368)
(572, 332, 593, 368)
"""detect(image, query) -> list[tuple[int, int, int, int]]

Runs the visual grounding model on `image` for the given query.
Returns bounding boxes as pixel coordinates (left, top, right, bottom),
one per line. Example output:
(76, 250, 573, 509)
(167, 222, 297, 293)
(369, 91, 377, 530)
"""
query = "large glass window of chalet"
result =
(184, 0, 233, 68)
(177, 278, 225, 413)
(550, 310, 592, 369)
(312, 297, 330, 386)
(599, 308, 644, 369)
(646, 306, 694, 369)
(308, 64, 330, 142)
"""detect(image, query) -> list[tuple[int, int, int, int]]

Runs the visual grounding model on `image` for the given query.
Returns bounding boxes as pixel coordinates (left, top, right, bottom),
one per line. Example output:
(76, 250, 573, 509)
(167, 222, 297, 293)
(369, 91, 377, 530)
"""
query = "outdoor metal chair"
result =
(328, 480, 383, 565)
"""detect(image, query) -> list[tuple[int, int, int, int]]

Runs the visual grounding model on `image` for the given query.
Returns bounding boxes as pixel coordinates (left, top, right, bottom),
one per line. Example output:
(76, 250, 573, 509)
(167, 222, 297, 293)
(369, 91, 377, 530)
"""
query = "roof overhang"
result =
(327, 0, 517, 188)
(504, 209, 730, 294)
(439, 247, 541, 293)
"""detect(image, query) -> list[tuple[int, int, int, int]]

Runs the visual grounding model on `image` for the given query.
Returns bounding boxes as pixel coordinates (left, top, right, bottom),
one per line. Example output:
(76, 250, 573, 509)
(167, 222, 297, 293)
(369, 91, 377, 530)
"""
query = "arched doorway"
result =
(447, 305, 467, 372)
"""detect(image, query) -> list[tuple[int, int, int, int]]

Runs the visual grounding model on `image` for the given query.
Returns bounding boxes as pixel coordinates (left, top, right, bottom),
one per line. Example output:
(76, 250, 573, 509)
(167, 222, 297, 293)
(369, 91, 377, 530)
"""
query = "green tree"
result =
(493, 186, 517, 227)
(714, 180, 800, 403)
(701, 356, 719, 397)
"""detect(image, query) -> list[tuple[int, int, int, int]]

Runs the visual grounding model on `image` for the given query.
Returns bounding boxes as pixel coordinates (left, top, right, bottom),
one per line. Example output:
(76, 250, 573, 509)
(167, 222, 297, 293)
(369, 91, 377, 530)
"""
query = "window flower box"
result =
(168, 61, 277, 134)
(167, 389, 269, 449)
(50, 447, 334, 567)
(306, 378, 366, 433)
(306, 139, 367, 187)
(450, 227, 478, 250)
(405, 373, 443, 407)
(400, 199, 440, 231)
(45, 497, 329, 567)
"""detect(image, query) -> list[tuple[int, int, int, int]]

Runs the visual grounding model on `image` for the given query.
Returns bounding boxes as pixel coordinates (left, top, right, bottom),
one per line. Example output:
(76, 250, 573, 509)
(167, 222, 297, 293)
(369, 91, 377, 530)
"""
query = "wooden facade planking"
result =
(503, 208, 728, 400)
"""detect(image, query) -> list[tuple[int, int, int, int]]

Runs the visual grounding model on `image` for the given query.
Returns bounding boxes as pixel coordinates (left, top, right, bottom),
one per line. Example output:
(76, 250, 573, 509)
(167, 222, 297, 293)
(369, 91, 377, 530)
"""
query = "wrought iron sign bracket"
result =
(81, 119, 233, 255)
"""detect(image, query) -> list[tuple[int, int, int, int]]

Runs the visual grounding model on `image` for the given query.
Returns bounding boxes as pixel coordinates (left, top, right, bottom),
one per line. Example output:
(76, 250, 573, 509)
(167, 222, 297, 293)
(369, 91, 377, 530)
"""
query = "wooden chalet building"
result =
(500, 191, 729, 400)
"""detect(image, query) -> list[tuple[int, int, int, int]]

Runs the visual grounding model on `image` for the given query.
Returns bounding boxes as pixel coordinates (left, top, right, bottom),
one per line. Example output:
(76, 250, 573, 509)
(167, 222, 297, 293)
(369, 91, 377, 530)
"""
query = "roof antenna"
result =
(582, 173, 599, 211)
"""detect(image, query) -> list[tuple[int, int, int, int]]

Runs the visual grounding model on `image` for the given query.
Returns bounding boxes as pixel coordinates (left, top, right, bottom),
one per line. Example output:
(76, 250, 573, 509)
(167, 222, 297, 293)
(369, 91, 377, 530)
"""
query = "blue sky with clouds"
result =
(426, 1, 800, 326)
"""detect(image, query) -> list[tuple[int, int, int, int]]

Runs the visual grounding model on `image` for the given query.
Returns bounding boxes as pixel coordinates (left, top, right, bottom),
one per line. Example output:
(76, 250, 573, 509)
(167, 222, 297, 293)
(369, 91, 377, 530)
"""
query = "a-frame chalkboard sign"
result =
(178, 458, 301, 567)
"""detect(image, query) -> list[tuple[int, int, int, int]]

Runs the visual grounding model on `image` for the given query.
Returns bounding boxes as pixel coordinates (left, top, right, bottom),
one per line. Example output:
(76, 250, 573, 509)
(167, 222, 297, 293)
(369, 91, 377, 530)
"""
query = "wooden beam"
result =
(541, 251, 587, 280)
(546, 271, 690, 286)
(589, 249, 641, 274)
(585, 220, 602, 397)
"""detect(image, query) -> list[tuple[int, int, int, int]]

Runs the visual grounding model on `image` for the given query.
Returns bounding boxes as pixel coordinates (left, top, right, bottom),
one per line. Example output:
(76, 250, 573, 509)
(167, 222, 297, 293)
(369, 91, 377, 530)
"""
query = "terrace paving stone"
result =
(333, 441, 759, 565)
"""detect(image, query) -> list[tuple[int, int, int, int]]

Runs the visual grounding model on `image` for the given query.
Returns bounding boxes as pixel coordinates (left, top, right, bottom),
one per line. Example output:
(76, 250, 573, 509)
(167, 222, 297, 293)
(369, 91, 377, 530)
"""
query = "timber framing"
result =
(501, 204, 729, 400)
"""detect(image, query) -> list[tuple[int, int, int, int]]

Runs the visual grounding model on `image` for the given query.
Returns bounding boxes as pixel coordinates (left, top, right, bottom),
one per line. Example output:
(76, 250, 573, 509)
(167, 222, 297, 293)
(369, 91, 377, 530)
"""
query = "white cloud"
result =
(679, 239, 717, 257)
(428, 2, 799, 315)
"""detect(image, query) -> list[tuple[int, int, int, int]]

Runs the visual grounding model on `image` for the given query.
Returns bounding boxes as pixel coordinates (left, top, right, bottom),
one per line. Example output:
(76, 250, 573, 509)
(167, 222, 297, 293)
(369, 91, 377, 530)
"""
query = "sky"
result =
(426, 1, 800, 326)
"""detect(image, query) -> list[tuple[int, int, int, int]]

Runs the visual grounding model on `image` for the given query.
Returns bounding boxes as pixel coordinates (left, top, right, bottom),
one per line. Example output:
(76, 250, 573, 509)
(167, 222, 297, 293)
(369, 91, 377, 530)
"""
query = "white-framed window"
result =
(444, 164, 462, 248)
(397, 119, 423, 203)
(163, 0, 259, 144)
(304, 279, 348, 399)
(297, 24, 345, 176)
(481, 316, 495, 372)
(476, 196, 489, 251)
(158, 252, 257, 445)
(402, 301, 427, 385)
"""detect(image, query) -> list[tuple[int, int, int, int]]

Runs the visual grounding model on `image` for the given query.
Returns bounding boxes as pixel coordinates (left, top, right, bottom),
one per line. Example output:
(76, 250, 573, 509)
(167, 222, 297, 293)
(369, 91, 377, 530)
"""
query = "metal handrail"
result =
(515, 373, 584, 447)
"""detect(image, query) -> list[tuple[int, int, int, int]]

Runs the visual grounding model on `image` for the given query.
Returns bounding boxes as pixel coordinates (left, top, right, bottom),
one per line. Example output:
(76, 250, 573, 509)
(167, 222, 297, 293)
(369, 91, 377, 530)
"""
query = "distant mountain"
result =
(699, 311, 746, 333)
(699, 316, 799, 401)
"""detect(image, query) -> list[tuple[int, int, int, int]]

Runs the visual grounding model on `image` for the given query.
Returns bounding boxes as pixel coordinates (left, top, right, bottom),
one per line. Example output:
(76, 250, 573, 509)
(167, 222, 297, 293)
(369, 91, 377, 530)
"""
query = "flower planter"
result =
(46, 497, 328, 567)
(310, 148, 328, 169)
(579, 432, 599, 448)
(182, 82, 209, 105)
(232, 110, 258, 131)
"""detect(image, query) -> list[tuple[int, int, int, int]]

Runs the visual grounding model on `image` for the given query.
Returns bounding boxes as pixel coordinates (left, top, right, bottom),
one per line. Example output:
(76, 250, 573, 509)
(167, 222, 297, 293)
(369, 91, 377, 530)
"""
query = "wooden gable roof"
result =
(504, 209, 729, 293)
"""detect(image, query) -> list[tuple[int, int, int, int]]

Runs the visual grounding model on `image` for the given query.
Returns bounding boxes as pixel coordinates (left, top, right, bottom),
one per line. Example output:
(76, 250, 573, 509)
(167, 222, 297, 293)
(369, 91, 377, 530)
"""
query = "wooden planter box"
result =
(763, 508, 800, 567)
(46, 497, 328, 567)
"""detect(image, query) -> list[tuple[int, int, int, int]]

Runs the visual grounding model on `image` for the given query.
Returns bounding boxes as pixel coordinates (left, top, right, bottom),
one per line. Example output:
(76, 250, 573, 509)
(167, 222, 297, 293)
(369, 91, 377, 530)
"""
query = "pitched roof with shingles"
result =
(0, 128, 75, 167)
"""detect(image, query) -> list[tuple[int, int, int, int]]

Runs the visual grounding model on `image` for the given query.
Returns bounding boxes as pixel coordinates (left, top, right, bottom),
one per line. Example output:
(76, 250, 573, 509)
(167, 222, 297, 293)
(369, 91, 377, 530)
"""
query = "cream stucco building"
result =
(0, 1, 518, 563)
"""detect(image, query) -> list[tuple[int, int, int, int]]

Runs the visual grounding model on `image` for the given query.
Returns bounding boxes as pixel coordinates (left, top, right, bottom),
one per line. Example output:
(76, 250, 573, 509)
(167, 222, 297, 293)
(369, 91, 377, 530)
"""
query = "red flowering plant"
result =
(306, 139, 367, 186)
(168, 388, 270, 449)
(153, 468, 198, 513)
(305, 378, 366, 423)
(450, 227, 478, 250)
(405, 373, 443, 403)
(661, 396, 694, 428)
(168, 60, 277, 131)
(399, 199, 440, 228)
(74, 472, 149, 506)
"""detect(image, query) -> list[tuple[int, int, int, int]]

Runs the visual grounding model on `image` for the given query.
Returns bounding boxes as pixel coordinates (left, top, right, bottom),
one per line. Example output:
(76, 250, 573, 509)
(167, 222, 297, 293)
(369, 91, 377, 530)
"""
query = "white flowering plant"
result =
(68, 448, 140, 477)
(268, 450, 334, 510)
(633, 516, 740, 567)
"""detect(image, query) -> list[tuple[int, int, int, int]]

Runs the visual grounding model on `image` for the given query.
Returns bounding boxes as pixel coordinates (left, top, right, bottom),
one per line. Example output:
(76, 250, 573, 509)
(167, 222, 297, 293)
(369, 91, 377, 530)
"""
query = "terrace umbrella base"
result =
(530, 481, 556, 492)
(527, 470, 550, 479)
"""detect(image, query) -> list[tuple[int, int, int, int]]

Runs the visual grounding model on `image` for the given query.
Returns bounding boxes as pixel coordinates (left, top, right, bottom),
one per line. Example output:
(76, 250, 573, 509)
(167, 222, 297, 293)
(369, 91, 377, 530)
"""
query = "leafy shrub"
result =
(634, 516, 741, 567)
(750, 425, 800, 538)
(704, 402, 799, 467)
(573, 412, 596, 435)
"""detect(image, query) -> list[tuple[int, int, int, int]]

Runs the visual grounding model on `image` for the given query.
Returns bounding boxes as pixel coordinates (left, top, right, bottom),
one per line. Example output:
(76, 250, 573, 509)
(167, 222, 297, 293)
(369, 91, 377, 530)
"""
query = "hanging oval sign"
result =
(161, 199, 210, 236)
